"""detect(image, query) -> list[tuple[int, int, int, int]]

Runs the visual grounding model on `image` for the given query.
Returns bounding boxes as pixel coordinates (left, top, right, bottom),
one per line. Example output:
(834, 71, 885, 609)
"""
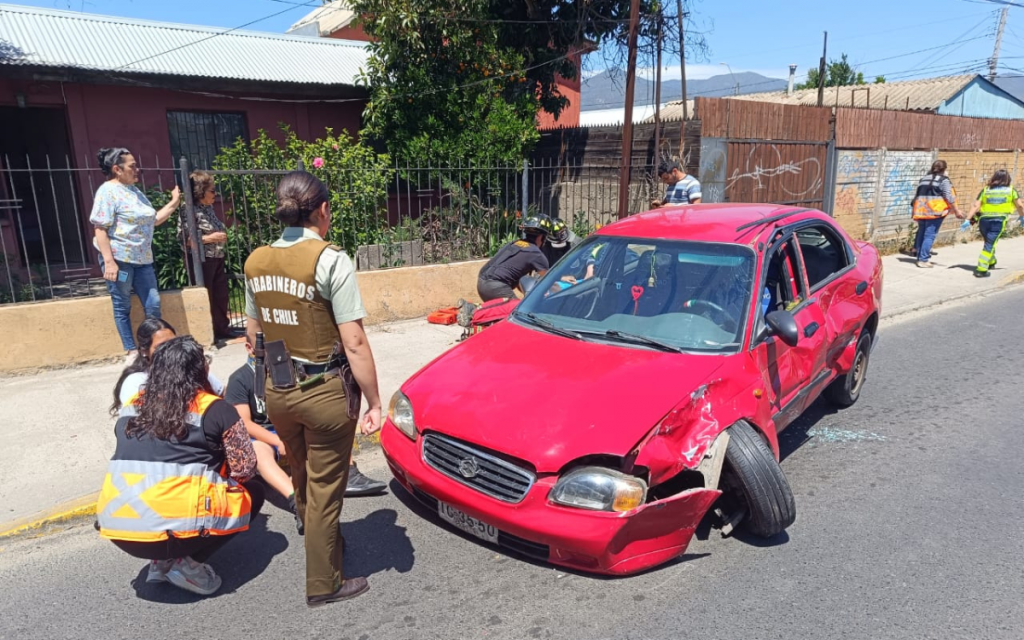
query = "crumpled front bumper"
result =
(381, 422, 721, 575)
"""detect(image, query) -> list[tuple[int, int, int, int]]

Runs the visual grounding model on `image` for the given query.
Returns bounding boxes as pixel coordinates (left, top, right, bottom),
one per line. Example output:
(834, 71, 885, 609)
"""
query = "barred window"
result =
(167, 111, 248, 170)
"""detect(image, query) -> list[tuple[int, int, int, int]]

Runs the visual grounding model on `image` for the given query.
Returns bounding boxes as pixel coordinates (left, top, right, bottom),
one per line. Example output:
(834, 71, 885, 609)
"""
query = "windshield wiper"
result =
(603, 330, 684, 353)
(519, 313, 583, 340)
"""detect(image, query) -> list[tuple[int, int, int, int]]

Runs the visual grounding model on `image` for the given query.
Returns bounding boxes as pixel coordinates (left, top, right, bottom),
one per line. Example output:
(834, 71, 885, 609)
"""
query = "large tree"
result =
(351, 0, 659, 161)
(795, 53, 885, 90)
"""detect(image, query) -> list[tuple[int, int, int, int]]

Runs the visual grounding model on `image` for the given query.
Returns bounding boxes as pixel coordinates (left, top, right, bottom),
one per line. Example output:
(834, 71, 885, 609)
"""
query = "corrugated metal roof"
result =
(0, 3, 367, 86)
(657, 75, 979, 122)
(287, 1, 357, 36)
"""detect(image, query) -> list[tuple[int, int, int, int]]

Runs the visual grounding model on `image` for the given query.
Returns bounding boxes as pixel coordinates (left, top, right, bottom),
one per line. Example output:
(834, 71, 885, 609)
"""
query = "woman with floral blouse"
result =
(91, 147, 180, 362)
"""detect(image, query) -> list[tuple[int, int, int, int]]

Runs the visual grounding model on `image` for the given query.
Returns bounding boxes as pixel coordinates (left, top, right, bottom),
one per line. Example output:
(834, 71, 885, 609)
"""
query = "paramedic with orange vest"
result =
(96, 336, 262, 597)
(910, 160, 961, 268)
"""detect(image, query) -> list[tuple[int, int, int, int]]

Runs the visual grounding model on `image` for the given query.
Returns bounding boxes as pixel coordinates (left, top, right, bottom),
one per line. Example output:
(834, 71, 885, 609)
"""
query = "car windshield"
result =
(514, 236, 756, 353)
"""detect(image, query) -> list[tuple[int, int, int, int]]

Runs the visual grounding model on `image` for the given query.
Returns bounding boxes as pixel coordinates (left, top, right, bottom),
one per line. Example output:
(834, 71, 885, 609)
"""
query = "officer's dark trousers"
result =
(112, 481, 265, 562)
(266, 375, 357, 597)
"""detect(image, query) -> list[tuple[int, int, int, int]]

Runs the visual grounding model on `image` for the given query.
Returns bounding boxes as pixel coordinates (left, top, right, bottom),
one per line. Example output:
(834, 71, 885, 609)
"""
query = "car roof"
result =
(596, 204, 828, 245)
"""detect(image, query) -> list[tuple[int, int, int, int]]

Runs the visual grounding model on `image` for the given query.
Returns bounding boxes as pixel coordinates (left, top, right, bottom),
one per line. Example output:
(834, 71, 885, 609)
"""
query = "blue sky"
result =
(11, 0, 1024, 89)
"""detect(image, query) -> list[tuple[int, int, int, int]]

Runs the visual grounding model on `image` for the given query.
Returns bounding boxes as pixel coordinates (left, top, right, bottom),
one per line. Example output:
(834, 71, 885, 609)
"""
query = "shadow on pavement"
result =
(388, 478, 710, 581)
(129, 515, 288, 603)
(778, 398, 839, 462)
(343, 508, 415, 577)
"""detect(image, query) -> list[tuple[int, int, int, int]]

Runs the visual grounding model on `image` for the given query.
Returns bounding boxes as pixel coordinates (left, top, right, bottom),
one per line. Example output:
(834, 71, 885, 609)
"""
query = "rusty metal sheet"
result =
(724, 141, 827, 207)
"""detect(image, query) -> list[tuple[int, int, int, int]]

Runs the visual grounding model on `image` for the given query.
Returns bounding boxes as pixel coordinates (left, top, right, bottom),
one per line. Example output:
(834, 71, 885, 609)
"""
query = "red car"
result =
(381, 204, 883, 575)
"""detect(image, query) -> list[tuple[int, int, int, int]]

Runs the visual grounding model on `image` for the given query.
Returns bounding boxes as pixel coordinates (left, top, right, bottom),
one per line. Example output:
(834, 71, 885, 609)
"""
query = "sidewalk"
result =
(1, 235, 1022, 532)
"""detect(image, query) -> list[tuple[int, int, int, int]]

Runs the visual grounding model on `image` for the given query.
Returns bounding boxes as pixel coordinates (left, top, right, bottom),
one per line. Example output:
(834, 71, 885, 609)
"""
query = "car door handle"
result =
(856, 281, 868, 295)
(804, 322, 820, 338)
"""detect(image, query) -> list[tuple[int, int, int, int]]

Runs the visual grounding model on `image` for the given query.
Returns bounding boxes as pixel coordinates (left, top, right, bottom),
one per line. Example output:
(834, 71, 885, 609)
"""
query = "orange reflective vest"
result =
(912, 175, 956, 220)
(97, 391, 252, 542)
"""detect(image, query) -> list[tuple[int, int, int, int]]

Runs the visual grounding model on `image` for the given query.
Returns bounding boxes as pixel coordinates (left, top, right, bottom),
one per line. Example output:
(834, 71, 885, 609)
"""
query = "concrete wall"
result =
(0, 258, 487, 372)
(357, 259, 485, 325)
(2, 288, 213, 373)
(831, 148, 1024, 244)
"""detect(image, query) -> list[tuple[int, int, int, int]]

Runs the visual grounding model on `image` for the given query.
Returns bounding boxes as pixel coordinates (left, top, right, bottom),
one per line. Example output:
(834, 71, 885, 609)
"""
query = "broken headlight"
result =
(549, 467, 647, 512)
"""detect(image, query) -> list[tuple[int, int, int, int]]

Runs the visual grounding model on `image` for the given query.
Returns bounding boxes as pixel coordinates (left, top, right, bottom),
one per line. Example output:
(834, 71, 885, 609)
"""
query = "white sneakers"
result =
(146, 557, 222, 596)
(125, 350, 140, 365)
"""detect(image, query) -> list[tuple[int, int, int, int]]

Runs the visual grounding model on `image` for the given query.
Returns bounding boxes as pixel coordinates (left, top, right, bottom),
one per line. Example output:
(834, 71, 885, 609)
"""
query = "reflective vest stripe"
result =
(98, 392, 252, 542)
(979, 187, 1017, 217)
(97, 459, 250, 541)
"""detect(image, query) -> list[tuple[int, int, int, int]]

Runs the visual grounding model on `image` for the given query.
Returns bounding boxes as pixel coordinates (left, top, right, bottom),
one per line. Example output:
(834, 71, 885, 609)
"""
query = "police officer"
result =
(967, 168, 1024, 278)
(477, 214, 552, 302)
(541, 217, 580, 266)
(244, 171, 381, 607)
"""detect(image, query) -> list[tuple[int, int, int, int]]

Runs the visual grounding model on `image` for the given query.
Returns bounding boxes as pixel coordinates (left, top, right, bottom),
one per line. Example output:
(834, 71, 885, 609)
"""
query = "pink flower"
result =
(312, 157, 325, 169)
(331, 144, 339, 151)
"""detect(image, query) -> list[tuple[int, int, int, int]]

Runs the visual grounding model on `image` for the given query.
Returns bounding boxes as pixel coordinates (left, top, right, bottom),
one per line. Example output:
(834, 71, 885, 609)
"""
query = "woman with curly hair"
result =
(96, 336, 262, 596)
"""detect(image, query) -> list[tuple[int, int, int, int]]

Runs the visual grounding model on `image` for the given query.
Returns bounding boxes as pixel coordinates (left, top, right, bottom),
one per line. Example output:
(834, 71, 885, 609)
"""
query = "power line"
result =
(113, 0, 321, 72)
(895, 13, 995, 78)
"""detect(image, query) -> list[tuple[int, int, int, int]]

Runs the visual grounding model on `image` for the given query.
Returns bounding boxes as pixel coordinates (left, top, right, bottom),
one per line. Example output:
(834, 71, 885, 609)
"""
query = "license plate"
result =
(437, 500, 499, 544)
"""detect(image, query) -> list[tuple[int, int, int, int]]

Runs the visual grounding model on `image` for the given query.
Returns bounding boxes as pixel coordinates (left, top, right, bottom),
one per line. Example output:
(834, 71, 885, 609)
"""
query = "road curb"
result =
(0, 434, 385, 540)
(882, 269, 1024, 323)
(0, 493, 98, 540)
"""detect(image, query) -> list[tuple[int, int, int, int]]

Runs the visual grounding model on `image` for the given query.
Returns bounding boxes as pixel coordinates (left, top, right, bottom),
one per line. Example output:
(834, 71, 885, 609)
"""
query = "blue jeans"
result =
(98, 254, 161, 351)
(977, 217, 1008, 272)
(913, 218, 944, 262)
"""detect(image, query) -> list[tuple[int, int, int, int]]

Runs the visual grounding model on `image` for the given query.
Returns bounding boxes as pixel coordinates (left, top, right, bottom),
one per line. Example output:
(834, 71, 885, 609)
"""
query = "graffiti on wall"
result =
(833, 150, 881, 239)
(877, 152, 933, 238)
(724, 143, 826, 205)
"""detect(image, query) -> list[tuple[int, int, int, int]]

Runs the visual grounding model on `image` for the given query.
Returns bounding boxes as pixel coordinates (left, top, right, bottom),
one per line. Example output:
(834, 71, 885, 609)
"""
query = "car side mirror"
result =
(520, 276, 538, 295)
(765, 310, 799, 347)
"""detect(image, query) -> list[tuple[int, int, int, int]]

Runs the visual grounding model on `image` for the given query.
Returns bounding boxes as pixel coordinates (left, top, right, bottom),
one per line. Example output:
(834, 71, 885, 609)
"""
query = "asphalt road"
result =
(2, 288, 1023, 640)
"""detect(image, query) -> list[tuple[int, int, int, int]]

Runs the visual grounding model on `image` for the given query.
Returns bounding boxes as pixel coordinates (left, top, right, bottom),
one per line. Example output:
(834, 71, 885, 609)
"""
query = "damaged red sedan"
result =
(381, 204, 883, 575)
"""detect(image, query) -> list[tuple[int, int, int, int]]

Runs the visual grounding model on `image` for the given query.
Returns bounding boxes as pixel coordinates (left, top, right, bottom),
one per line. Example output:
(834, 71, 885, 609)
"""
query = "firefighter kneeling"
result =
(97, 336, 263, 596)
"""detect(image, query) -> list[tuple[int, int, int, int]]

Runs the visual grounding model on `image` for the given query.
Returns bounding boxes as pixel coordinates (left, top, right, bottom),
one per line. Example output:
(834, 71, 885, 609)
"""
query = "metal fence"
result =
(0, 153, 660, 313)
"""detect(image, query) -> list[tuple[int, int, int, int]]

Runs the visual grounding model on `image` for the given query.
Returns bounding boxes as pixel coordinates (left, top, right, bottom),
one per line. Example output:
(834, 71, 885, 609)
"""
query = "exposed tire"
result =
(824, 331, 872, 408)
(721, 420, 796, 538)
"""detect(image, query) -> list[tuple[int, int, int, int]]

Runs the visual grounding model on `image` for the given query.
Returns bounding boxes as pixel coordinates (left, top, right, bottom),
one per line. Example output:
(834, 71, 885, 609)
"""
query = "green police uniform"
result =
(244, 227, 365, 598)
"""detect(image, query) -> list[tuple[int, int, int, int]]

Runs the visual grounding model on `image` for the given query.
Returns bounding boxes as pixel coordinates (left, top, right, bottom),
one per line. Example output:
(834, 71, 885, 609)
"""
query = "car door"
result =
(752, 233, 829, 431)
(793, 221, 863, 370)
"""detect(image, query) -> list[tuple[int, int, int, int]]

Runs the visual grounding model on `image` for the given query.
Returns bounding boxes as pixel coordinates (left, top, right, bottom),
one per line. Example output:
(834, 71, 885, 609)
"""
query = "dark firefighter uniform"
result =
(243, 227, 365, 599)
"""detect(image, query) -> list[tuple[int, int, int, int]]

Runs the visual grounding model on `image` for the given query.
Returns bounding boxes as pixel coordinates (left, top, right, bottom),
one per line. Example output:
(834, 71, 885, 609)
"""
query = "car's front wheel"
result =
(824, 331, 872, 408)
(721, 420, 796, 538)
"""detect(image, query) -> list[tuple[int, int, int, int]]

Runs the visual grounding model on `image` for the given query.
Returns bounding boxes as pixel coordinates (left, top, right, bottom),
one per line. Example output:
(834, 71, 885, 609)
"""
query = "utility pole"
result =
(989, 7, 1009, 81)
(618, 0, 642, 219)
(817, 31, 828, 107)
(676, 0, 688, 121)
(654, 10, 663, 165)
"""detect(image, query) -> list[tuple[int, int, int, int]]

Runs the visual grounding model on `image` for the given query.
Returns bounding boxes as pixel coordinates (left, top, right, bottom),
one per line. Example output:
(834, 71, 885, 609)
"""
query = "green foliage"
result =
(146, 186, 190, 292)
(352, 0, 648, 162)
(214, 126, 394, 256)
(795, 54, 876, 90)
(420, 177, 524, 262)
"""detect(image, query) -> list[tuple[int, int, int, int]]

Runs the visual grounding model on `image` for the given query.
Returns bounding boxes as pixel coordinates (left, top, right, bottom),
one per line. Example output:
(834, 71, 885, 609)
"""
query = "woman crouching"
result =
(96, 336, 263, 596)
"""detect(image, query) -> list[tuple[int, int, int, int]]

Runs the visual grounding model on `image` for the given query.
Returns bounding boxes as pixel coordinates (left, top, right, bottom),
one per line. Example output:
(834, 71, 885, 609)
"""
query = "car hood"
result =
(402, 320, 728, 473)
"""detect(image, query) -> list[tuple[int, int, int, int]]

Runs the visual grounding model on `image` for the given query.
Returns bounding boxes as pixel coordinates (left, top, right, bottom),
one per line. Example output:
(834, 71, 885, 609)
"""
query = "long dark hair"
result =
(989, 169, 1012, 188)
(276, 171, 328, 226)
(97, 147, 131, 178)
(125, 336, 213, 442)
(110, 317, 176, 416)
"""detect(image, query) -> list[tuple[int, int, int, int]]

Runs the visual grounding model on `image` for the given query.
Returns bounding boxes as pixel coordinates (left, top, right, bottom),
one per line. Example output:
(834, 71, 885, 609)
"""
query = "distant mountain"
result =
(580, 70, 788, 111)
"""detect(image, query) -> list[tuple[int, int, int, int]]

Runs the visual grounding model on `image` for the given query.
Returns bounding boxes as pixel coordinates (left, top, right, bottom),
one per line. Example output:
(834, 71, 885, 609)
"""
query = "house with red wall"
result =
(287, 0, 583, 129)
(0, 3, 369, 277)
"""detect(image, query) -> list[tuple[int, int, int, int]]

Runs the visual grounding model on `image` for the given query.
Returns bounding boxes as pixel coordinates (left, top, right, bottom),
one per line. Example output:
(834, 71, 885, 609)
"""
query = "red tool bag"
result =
(458, 297, 520, 340)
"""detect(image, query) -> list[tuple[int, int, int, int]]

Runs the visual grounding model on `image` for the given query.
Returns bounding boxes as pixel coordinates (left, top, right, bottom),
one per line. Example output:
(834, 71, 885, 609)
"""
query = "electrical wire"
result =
(112, 0, 322, 72)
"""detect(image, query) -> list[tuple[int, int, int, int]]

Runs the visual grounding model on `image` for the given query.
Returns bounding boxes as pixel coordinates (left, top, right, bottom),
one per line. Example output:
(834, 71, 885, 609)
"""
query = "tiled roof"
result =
(656, 75, 980, 122)
(0, 3, 367, 86)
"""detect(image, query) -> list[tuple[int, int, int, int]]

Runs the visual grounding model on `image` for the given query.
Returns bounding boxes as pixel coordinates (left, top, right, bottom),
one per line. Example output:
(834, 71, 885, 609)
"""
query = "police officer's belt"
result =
(294, 358, 342, 382)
